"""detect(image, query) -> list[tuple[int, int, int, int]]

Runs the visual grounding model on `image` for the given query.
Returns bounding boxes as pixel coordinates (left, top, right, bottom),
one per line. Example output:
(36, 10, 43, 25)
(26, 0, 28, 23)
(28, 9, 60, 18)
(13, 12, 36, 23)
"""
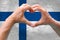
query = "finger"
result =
(32, 5, 51, 18)
(32, 21, 43, 27)
(32, 4, 47, 14)
(31, 7, 39, 12)
(20, 4, 34, 13)
(31, 4, 39, 11)
(25, 4, 34, 12)
(23, 17, 33, 26)
(32, 19, 44, 27)
(25, 20, 33, 26)
(31, 4, 40, 8)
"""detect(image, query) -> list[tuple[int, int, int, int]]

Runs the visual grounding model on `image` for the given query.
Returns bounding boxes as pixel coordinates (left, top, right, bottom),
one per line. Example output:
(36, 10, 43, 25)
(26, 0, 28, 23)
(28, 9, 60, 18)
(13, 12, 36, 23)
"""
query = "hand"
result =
(7, 4, 34, 26)
(7, 4, 60, 27)
(31, 4, 58, 27)
(0, 4, 35, 40)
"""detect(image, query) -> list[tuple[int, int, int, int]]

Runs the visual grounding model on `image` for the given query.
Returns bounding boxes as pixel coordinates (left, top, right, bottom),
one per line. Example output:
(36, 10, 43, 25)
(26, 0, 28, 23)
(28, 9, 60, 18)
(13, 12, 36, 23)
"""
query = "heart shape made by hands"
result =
(19, 4, 60, 27)
(23, 4, 54, 27)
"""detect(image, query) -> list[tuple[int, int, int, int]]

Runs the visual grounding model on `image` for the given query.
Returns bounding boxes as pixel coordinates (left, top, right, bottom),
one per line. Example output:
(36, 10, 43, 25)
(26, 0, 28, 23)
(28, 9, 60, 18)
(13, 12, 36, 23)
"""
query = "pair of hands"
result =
(8, 4, 60, 27)
(0, 4, 60, 40)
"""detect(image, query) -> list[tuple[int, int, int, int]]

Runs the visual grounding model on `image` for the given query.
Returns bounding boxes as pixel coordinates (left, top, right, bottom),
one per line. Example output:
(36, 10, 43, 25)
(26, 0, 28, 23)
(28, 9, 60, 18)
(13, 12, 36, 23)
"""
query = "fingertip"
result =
(29, 9, 34, 13)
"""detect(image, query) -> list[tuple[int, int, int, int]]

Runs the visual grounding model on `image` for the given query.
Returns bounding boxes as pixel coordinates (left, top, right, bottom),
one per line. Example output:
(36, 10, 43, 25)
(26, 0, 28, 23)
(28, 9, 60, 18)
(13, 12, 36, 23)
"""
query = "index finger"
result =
(20, 4, 34, 13)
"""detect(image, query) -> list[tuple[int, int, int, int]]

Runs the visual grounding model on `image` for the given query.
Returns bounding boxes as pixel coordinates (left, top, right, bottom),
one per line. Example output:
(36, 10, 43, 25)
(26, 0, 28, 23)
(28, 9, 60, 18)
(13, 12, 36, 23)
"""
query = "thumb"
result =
(31, 19, 44, 27)
(23, 18, 33, 26)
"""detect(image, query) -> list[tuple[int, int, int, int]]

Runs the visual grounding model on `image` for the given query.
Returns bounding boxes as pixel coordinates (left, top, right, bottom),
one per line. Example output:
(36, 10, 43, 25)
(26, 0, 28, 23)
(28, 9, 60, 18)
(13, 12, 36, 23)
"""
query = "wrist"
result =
(6, 16, 15, 24)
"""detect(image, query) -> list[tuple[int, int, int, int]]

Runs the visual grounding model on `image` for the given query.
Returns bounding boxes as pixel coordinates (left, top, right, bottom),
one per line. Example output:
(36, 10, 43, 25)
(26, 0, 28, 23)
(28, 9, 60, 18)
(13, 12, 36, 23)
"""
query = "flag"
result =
(0, 0, 60, 40)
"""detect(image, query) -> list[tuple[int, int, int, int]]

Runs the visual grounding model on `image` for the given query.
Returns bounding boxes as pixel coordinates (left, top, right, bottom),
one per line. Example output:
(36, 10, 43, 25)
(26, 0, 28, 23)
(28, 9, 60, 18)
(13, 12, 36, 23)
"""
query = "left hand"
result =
(31, 4, 56, 27)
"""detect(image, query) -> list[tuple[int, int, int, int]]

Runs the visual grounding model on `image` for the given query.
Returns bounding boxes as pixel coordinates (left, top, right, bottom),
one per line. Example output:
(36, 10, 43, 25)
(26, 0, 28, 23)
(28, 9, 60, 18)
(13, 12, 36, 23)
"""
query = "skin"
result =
(0, 4, 60, 40)
(31, 4, 60, 27)
(0, 4, 34, 40)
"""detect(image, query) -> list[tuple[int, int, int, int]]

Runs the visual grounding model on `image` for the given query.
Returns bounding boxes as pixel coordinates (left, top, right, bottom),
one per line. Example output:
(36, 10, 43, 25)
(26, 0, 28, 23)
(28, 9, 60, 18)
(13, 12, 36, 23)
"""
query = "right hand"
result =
(6, 4, 34, 26)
